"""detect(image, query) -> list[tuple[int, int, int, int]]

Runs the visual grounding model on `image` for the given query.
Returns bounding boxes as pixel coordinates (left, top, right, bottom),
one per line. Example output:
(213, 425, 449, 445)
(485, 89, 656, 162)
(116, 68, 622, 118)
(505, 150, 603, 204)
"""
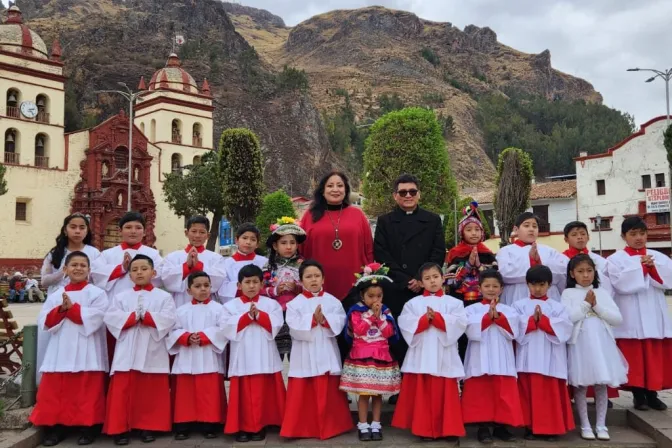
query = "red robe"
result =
(300, 206, 373, 300)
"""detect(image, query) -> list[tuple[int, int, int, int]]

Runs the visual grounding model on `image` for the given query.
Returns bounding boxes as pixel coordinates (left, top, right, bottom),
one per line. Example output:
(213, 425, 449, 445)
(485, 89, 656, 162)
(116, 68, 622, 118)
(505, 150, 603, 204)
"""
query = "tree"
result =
(256, 190, 297, 254)
(362, 107, 457, 238)
(162, 151, 225, 250)
(664, 124, 672, 167)
(494, 147, 534, 247)
(0, 163, 7, 196)
(220, 128, 265, 228)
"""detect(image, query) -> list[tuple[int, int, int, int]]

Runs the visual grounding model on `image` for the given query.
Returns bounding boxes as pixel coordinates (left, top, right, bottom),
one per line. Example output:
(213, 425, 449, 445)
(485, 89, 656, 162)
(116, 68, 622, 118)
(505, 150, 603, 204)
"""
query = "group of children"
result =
(27, 204, 672, 445)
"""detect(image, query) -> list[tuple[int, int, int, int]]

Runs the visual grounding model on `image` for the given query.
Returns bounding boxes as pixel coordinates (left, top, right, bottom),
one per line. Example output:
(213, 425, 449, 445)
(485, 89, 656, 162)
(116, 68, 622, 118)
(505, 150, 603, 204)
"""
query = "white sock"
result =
(357, 422, 370, 432)
(595, 385, 608, 429)
(574, 386, 591, 430)
(370, 421, 382, 433)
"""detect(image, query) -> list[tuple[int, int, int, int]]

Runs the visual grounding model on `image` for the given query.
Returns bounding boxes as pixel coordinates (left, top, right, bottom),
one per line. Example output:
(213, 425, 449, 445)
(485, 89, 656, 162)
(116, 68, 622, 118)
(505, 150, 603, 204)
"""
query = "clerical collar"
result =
(423, 289, 444, 297)
(564, 247, 589, 258)
(240, 294, 260, 303)
(326, 203, 347, 211)
(65, 281, 88, 292)
(185, 245, 206, 253)
(302, 289, 324, 298)
(514, 240, 533, 247)
(192, 298, 211, 305)
(232, 251, 256, 262)
(480, 297, 498, 305)
(121, 242, 142, 250)
(624, 247, 647, 256)
(397, 206, 418, 216)
(530, 295, 548, 301)
(133, 284, 154, 292)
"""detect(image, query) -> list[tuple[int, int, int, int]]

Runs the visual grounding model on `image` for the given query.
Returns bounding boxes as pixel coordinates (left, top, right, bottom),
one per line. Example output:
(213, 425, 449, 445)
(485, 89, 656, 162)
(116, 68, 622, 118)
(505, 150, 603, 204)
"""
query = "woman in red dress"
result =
(300, 172, 374, 301)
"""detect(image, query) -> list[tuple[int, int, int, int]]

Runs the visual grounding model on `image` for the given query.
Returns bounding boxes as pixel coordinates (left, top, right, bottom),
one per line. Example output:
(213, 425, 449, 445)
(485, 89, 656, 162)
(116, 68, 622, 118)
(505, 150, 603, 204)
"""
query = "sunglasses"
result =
(396, 189, 419, 197)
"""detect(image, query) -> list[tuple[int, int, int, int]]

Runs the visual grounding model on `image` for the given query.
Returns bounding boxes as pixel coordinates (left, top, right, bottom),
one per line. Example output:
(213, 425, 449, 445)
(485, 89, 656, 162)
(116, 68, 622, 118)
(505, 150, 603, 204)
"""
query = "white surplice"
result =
(497, 244, 568, 305)
(104, 287, 176, 375)
(38, 284, 109, 373)
(217, 255, 268, 303)
(91, 245, 163, 297)
(159, 248, 228, 308)
(557, 251, 613, 296)
(219, 295, 283, 376)
(166, 300, 227, 375)
(464, 302, 520, 379)
(398, 294, 467, 378)
(285, 291, 346, 378)
(513, 298, 572, 380)
(607, 249, 672, 339)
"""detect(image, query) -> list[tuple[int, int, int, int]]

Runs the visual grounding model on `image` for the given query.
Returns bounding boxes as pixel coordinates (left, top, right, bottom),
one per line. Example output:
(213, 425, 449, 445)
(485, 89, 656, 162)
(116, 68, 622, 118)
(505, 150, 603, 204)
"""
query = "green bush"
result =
(256, 190, 297, 255)
(420, 47, 440, 67)
(421, 92, 445, 106)
(377, 92, 405, 115)
(276, 65, 309, 92)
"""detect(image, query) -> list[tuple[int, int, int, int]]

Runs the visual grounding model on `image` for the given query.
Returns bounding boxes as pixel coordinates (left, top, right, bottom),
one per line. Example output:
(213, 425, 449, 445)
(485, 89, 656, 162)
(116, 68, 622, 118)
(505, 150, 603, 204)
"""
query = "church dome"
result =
(148, 54, 199, 94)
(0, 6, 49, 60)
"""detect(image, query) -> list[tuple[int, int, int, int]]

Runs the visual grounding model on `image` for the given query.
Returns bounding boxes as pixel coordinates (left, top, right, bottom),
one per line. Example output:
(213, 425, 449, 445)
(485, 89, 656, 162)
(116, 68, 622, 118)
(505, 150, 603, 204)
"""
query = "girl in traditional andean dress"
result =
(262, 217, 306, 360)
(340, 263, 401, 442)
(280, 260, 352, 440)
(561, 254, 628, 441)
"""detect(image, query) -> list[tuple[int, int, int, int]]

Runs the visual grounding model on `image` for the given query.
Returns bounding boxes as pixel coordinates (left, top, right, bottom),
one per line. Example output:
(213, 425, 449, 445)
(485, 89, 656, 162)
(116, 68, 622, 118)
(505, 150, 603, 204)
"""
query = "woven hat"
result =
(458, 201, 484, 242)
(354, 263, 392, 291)
(265, 216, 307, 248)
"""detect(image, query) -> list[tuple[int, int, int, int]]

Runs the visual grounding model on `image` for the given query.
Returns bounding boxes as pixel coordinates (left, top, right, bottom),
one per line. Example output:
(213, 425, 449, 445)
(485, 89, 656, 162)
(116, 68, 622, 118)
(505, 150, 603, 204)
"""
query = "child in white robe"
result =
(607, 216, 672, 411)
(167, 271, 228, 440)
(280, 260, 352, 440)
(392, 262, 467, 440)
(462, 269, 522, 443)
(217, 223, 267, 303)
(159, 215, 227, 308)
(561, 254, 627, 441)
(220, 264, 285, 443)
(103, 254, 176, 445)
(513, 265, 575, 440)
(30, 251, 108, 446)
(497, 212, 567, 305)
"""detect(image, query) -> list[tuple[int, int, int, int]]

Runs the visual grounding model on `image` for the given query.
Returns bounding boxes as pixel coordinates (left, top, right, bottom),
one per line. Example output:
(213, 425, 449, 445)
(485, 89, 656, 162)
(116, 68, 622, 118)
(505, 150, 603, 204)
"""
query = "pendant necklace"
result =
(327, 205, 344, 251)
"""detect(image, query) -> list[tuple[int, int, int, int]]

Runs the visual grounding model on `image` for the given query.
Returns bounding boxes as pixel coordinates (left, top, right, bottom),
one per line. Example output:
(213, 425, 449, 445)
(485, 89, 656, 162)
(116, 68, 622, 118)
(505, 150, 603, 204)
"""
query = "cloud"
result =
(233, 0, 671, 126)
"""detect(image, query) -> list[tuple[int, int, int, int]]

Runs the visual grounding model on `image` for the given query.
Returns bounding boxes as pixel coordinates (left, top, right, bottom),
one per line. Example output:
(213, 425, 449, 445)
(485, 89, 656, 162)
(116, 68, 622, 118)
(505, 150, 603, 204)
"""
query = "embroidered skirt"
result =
(339, 357, 401, 396)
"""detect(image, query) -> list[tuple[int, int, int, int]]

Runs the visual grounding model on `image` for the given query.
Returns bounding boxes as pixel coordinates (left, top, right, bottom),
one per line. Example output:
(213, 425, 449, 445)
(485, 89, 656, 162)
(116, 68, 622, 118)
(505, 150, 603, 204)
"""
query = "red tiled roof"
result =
(469, 180, 577, 205)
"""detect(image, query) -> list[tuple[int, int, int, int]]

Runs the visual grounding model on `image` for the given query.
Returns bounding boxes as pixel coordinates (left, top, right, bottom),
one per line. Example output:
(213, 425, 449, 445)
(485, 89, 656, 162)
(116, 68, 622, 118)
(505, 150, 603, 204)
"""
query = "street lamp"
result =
(595, 214, 603, 257)
(94, 82, 144, 211)
(628, 67, 672, 254)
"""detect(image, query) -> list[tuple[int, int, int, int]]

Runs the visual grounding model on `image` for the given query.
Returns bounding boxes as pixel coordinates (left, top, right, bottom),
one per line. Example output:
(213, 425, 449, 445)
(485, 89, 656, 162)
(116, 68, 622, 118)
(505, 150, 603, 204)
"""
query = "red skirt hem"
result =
(224, 373, 286, 434)
(391, 373, 465, 438)
(103, 371, 172, 435)
(617, 338, 672, 391)
(280, 374, 353, 440)
(518, 373, 575, 435)
(30, 372, 106, 427)
(462, 375, 524, 427)
(173, 373, 227, 424)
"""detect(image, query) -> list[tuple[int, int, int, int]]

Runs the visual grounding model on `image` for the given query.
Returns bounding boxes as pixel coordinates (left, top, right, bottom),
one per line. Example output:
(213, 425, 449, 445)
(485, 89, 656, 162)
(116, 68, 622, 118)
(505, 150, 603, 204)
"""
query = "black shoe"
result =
(646, 391, 668, 411)
(204, 431, 218, 439)
(77, 434, 95, 446)
(477, 426, 493, 443)
(43, 431, 61, 447)
(235, 432, 250, 443)
(114, 433, 130, 446)
(140, 431, 155, 443)
(371, 430, 383, 441)
(359, 429, 372, 441)
(633, 389, 649, 411)
(174, 431, 189, 441)
(608, 399, 614, 409)
(388, 394, 399, 405)
(544, 435, 558, 442)
(493, 425, 517, 442)
(250, 429, 266, 441)
(524, 429, 536, 440)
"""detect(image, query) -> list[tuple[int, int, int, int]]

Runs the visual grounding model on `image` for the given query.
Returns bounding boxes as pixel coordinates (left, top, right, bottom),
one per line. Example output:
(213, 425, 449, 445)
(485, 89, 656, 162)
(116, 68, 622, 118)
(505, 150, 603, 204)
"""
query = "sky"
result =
(231, 0, 672, 127)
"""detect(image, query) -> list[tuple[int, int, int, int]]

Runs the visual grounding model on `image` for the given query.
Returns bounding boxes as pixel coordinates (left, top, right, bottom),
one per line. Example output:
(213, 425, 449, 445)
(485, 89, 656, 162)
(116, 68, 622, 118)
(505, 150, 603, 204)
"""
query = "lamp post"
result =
(628, 67, 672, 254)
(94, 83, 144, 212)
(596, 214, 603, 256)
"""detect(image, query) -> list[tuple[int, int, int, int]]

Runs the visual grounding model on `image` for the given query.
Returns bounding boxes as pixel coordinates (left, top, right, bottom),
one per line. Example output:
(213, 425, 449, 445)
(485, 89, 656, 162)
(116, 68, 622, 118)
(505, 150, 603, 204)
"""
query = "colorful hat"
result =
(458, 201, 484, 241)
(265, 216, 307, 248)
(354, 263, 392, 291)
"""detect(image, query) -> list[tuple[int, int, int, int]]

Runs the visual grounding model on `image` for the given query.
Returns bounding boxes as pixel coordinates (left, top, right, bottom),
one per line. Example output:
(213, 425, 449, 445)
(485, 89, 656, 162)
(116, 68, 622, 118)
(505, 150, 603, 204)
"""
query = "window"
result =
(140, 122, 145, 134)
(4, 128, 19, 164)
(34, 133, 49, 168)
(172, 119, 182, 144)
(192, 155, 202, 165)
(6, 88, 19, 118)
(171, 153, 182, 174)
(15, 201, 27, 221)
(593, 218, 612, 230)
(150, 119, 156, 142)
(656, 173, 666, 187)
(36, 94, 49, 123)
(596, 179, 606, 196)
(193, 123, 202, 146)
(532, 205, 550, 233)
(642, 175, 652, 189)
(656, 213, 670, 225)
(114, 147, 127, 170)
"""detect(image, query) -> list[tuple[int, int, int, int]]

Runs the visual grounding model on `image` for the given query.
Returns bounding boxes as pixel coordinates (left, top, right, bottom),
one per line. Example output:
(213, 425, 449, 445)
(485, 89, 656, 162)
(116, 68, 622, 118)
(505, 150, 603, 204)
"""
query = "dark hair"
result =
(49, 213, 93, 269)
(622, 216, 647, 235)
(187, 271, 211, 288)
(359, 283, 384, 296)
(394, 173, 420, 192)
(238, 264, 263, 283)
(299, 259, 324, 279)
(119, 211, 146, 229)
(235, 222, 261, 239)
(526, 265, 553, 284)
(309, 171, 352, 223)
(417, 262, 442, 279)
(515, 212, 540, 227)
(64, 250, 90, 267)
(129, 254, 154, 270)
(186, 215, 210, 230)
(268, 234, 300, 272)
(563, 221, 588, 237)
(479, 269, 503, 286)
(566, 254, 600, 289)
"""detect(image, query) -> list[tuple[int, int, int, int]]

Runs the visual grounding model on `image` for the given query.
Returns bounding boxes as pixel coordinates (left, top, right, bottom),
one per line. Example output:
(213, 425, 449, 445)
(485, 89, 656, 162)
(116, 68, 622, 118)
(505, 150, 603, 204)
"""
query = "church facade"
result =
(0, 6, 213, 272)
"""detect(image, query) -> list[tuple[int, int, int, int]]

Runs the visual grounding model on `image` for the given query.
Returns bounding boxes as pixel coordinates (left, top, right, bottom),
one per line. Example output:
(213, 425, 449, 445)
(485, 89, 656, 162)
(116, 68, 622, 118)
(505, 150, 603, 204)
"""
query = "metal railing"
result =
(6, 106, 19, 118)
(4, 152, 19, 164)
(193, 136, 202, 147)
(36, 111, 50, 124)
(34, 155, 49, 168)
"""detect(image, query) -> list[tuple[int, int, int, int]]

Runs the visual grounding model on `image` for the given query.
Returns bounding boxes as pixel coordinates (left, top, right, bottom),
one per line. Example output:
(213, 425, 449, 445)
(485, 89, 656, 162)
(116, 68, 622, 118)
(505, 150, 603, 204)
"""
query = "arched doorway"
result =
(103, 219, 122, 249)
